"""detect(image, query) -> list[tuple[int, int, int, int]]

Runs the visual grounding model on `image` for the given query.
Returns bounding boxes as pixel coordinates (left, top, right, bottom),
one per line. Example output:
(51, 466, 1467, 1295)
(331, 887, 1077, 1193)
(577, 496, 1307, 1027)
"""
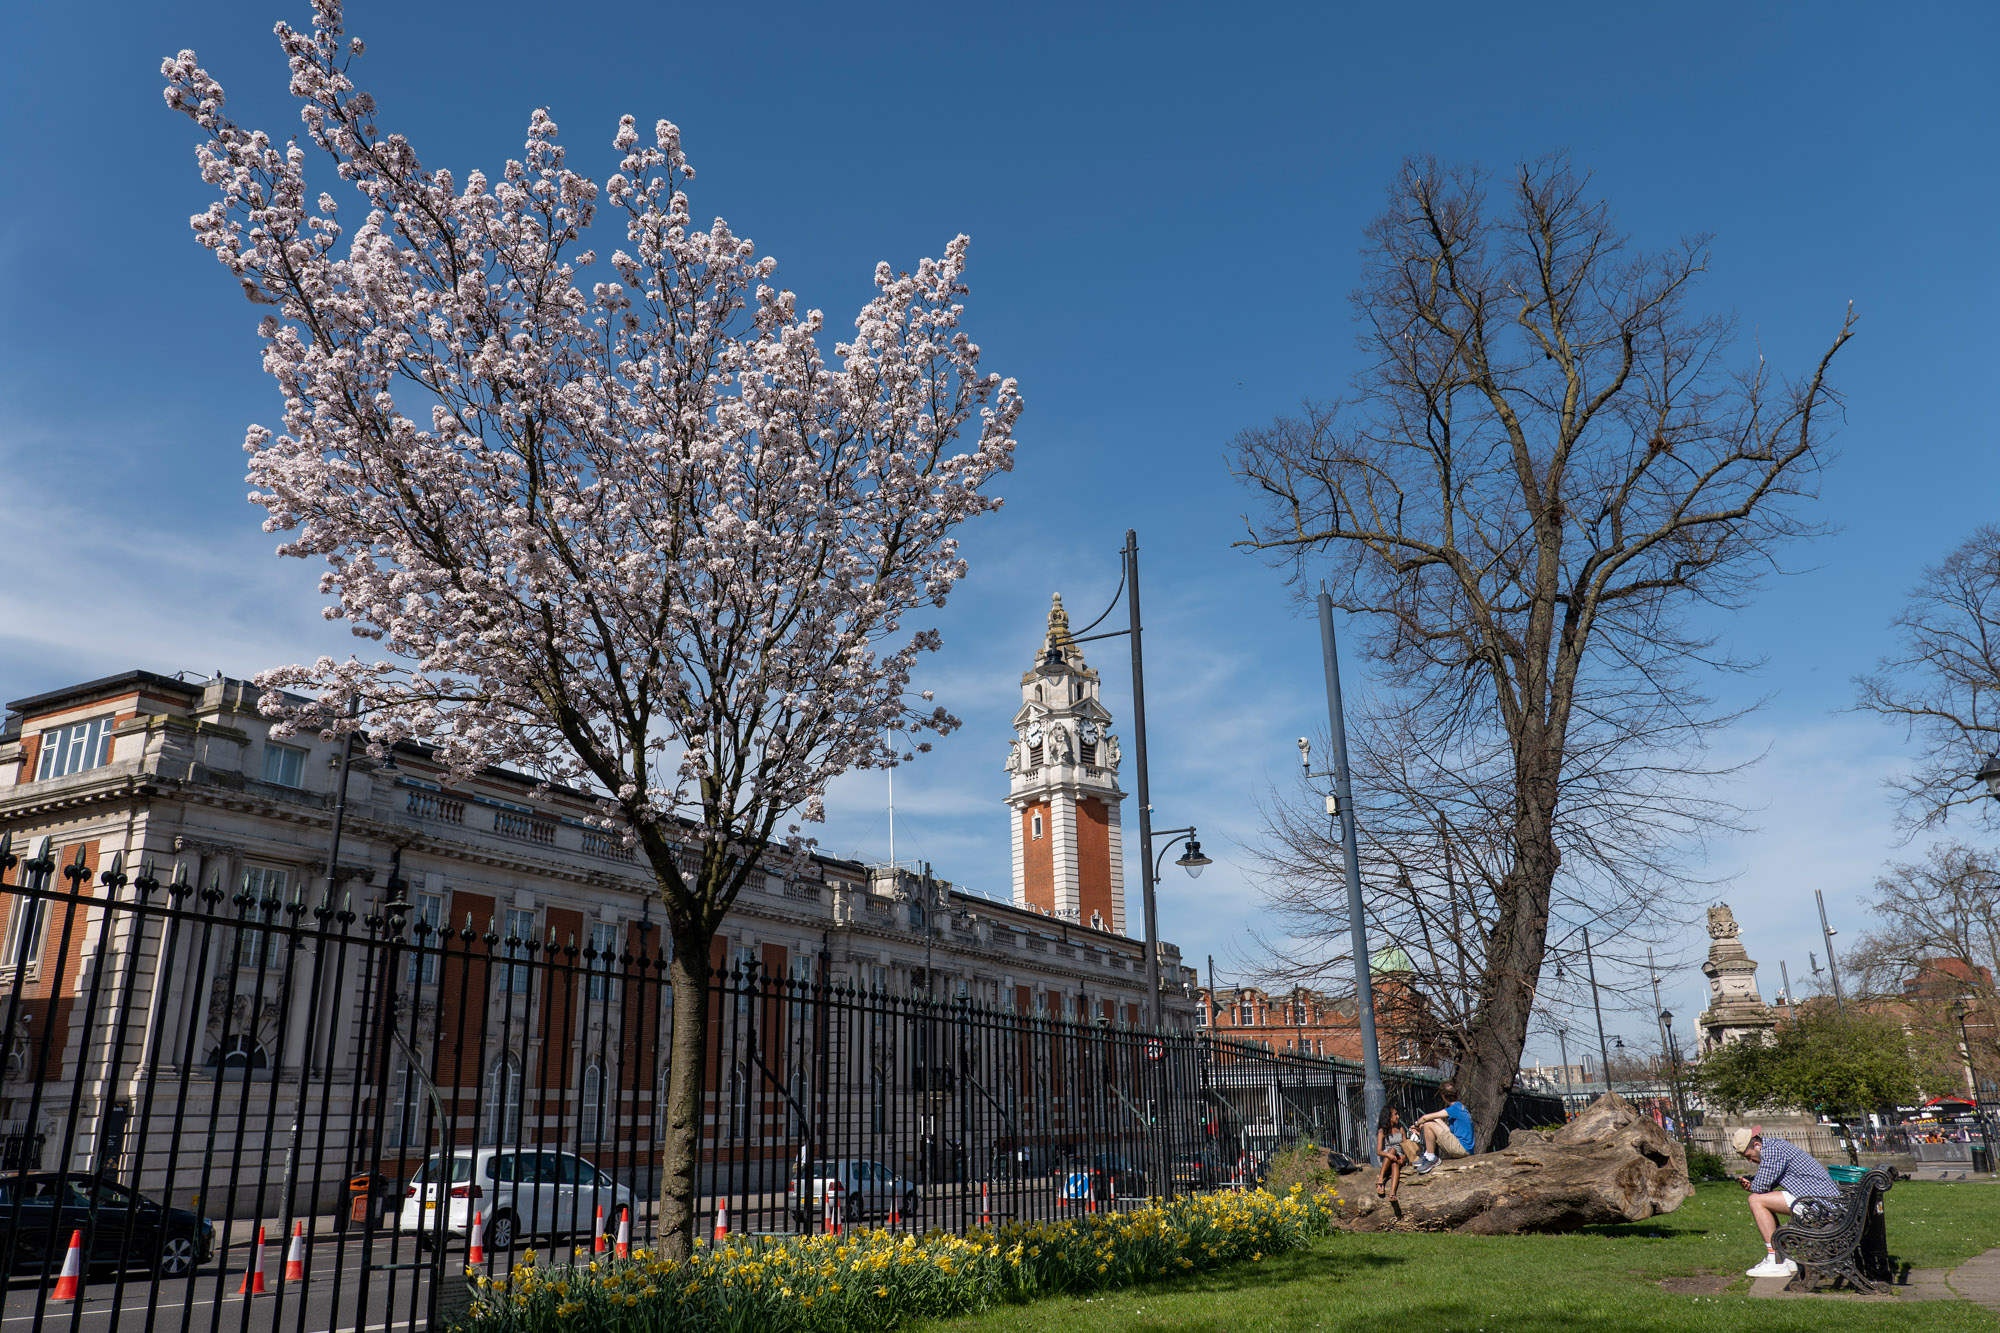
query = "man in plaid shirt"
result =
(1732, 1127, 1841, 1277)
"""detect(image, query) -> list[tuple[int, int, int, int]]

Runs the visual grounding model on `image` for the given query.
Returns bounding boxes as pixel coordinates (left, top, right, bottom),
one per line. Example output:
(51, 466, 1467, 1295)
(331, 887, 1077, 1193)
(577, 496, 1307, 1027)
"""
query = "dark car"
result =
(1170, 1150, 1228, 1190)
(0, 1174, 214, 1277)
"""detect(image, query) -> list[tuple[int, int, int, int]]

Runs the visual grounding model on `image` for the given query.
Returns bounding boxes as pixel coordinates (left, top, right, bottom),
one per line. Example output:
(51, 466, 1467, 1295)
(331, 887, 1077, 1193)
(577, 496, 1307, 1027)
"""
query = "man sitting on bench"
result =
(1733, 1127, 1841, 1277)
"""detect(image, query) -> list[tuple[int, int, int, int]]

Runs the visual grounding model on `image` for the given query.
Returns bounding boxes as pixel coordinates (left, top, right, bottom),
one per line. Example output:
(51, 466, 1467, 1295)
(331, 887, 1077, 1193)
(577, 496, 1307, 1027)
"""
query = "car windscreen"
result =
(409, 1155, 474, 1184)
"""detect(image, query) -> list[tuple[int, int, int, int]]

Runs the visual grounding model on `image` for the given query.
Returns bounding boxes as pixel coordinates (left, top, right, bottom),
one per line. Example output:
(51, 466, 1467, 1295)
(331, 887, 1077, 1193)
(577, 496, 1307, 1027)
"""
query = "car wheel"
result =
(156, 1234, 198, 1278)
(486, 1211, 517, 1251)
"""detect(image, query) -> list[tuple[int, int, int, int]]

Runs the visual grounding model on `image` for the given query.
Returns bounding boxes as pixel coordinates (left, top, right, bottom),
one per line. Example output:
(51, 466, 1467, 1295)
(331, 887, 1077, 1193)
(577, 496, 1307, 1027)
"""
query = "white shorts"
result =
(1776, 1190, 1797, 1211)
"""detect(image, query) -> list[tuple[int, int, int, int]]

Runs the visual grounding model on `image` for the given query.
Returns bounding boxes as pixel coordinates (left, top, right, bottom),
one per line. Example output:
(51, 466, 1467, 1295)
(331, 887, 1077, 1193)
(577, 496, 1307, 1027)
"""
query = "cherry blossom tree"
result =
(164, 0, 1019, 1256)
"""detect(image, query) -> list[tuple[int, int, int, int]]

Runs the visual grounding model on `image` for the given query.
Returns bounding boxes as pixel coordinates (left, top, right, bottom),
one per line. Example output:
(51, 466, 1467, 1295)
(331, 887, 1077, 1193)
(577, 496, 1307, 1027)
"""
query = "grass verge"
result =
(916, 1179, 2000, 1333)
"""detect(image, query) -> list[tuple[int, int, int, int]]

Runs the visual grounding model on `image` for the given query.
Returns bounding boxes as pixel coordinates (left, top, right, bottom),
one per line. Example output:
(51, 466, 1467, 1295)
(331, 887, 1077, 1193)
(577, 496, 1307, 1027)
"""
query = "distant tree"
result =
(1856, 525, 2000, 826)
(1697, 1006, 1958, 1162)
(1232, 155, 1854, 1146)
(1845, 843, 2000, 1098)
(164, 1, 1019, 1259)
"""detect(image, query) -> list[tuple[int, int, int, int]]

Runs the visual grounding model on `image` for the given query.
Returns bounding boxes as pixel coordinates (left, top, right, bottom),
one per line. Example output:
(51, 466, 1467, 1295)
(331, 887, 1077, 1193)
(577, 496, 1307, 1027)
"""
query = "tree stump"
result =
(1340, 1093, 1691, 1234)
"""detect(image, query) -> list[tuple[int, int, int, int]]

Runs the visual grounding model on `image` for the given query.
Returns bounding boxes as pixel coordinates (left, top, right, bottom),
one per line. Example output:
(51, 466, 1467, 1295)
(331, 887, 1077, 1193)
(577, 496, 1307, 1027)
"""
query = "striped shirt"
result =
(1749, 1136, 1839, 1200)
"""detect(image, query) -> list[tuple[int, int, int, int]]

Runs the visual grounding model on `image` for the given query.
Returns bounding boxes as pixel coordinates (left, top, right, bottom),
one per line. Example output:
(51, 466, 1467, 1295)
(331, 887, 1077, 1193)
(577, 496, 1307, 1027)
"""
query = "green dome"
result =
(1370, 946, 1415, 976)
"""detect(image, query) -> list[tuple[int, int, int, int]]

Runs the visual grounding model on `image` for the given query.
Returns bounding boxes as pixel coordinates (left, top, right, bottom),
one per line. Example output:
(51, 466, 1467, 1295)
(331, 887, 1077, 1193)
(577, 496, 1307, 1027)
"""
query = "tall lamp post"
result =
(1295, 586, 1385, 1158)
(1554, 1025, 1577, 1121)
(1061, 530, 1175, 1030)
(1661, 1010, 1690, 1142)
(1582, 927, 1615, 1104)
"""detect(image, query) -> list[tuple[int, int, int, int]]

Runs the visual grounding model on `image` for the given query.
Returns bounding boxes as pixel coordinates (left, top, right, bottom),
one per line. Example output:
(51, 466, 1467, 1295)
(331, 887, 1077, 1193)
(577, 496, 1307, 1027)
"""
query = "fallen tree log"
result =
(1338, 1092, 1691, 1234)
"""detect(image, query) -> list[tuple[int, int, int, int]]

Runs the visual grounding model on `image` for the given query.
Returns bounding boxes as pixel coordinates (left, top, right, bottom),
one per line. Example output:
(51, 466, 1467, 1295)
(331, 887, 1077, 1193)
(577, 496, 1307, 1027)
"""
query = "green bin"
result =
(1827, 1164, 1866, 1184)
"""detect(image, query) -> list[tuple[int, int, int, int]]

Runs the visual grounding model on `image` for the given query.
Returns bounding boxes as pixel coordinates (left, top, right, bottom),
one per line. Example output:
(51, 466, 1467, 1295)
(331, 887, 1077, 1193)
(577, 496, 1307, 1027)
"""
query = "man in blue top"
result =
(1412, 1082, 1474, 1172)
(1732, 1127, 1841, 1277)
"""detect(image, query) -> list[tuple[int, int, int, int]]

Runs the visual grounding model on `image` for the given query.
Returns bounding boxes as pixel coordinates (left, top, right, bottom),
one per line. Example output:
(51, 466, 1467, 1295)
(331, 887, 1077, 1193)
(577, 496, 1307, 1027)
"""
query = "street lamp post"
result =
(1661, 1010, 1690, 1142)
(1554, 1025, 1576, 1121)
(1061, 531, 1175, 1030)
(1582, 927, 1615, 1103)
(1304, 586, 1386, 1160)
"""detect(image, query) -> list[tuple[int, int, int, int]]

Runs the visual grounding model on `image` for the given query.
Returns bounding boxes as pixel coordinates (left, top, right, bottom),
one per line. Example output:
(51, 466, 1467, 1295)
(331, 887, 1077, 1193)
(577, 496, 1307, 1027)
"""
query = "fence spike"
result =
(0, 831, 12, 869)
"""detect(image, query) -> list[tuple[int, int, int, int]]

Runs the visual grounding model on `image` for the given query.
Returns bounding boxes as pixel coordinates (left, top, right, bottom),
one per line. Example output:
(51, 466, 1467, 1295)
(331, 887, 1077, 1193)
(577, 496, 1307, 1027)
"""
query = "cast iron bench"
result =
(1772, 1166, 1894, 1293)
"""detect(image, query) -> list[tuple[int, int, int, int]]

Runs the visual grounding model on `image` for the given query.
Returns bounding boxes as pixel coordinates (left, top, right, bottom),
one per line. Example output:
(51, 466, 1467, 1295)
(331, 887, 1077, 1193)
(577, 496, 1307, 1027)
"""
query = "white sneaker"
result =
(1746, 1257, 1796, 1278)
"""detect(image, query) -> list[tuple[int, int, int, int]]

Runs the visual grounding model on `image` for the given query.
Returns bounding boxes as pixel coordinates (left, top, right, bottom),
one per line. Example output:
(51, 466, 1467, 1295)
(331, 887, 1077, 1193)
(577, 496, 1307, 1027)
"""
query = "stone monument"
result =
(1696, 903, 1778, 1054)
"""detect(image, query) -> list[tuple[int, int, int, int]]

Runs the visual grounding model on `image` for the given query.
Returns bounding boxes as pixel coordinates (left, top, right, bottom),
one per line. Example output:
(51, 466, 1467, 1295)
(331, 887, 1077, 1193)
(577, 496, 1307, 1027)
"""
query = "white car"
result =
(398, 1149, 634, 1252)
(789, 1158, 919, 1226)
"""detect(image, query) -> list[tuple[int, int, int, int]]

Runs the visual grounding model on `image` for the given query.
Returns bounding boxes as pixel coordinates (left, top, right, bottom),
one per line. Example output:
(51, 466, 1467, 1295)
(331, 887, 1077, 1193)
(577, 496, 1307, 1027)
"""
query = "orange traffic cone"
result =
(712, 1200, 728, 1242)
(467, 1211, 485, 1266)
(980, 1181, 990, 1227)
(593, 1205, 606, 1254)
(283, 1222, 307, 1282)
(615, 1207, 630, 1259)
(50, 1230, 83, 1302)
(237, 1225, 269, 1295)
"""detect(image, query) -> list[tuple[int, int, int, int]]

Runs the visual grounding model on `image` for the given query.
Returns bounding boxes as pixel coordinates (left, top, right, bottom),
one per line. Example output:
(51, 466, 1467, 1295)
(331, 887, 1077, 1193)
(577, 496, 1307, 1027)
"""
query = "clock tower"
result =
(1006, 594, 1127, 933)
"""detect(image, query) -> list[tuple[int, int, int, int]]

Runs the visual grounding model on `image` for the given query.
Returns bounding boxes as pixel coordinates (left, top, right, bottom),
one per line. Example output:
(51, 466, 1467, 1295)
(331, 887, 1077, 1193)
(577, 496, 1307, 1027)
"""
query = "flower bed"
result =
(463, 1185, 1340, 1333)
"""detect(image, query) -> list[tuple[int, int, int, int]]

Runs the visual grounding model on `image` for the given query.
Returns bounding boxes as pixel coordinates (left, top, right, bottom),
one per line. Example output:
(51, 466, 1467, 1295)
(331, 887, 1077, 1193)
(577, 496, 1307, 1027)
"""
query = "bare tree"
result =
(1856, 526, 2000, 826)
(1231, 156, 1854, 1145)
(1846, 843, 2000, 1095)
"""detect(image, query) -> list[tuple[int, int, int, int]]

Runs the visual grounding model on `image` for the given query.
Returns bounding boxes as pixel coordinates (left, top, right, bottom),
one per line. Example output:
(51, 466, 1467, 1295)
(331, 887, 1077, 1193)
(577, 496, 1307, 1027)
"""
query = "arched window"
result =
(581, 1063, 605, 1145)
(653, 1065, 669, 1144)
(210, 1035, 268, 1080)
(726, 1061, 750, 1141)
(484, 1053, 522, 1145)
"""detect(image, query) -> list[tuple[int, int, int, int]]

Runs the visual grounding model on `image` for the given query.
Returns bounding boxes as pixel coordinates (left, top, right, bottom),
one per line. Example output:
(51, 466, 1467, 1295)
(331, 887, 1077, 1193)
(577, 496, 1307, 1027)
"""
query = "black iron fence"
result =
(0, 839, 1456, 1331)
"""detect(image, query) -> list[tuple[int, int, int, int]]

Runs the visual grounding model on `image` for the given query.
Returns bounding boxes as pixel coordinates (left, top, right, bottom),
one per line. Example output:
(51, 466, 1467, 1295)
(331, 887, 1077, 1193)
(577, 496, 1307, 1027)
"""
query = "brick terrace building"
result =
(1196, 949, 1448, 1071)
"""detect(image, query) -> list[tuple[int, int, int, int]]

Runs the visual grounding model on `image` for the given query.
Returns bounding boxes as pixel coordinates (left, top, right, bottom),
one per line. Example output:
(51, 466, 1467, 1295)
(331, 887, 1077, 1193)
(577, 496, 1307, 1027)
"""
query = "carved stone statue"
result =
(1051, 725, 1074, 764)
(1707, 904, 1740, 939)
(1103, 733, 1122, 768)
(1005, 740, 1023, 775)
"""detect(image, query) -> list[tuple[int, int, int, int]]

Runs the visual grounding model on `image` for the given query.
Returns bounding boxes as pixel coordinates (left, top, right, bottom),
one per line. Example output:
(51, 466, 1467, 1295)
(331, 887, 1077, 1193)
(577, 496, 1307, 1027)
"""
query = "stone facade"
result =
(0, 668, 1196, 1213)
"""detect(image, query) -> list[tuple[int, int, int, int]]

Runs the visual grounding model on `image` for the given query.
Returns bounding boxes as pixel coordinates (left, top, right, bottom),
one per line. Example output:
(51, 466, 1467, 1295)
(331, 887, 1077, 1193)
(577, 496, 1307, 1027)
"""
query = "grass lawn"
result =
(917, 1180, 2000, 1333)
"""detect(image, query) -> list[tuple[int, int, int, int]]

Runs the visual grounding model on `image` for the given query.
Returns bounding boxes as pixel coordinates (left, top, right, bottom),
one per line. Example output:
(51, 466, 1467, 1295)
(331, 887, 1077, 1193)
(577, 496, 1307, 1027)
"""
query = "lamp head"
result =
(1175, 837, 1213, 879)
(1980, 752, 2000, 802)
(1296, 737, 1310, 770)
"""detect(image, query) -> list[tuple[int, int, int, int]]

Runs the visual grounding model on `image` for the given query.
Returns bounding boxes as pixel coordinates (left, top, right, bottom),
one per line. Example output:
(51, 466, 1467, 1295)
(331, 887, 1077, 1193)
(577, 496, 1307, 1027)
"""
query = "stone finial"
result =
(1043, 592, 1078, 662)
(1706, 903, 1740, 939)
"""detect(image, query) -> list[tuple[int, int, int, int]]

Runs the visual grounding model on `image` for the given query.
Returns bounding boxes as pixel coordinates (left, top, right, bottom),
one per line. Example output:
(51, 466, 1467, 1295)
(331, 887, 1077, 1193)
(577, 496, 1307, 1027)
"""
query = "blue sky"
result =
(2, 1, 1995, 1060)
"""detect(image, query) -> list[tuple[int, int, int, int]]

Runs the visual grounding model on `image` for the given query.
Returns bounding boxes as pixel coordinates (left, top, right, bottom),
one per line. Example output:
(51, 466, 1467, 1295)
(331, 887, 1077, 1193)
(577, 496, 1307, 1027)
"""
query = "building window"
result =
(588, 921, 620, 1000)
(1031, 813, 1044, 840)
(261, 743, 306, 788)
(502, 908, 536, 994)
(484, 1053, 523, 1144)
(210, 1034, 269, 1080)
(581, 1062, 606, 1144)
(5, 890, 48, 975)
(387, 1057, 424, 1147)
(653, 1065, 670, 1144)
(870, 965, 888, 994)
(232, 867, 290, 970)
(407, 891, 443, 983)
(35, 717, 113, 781)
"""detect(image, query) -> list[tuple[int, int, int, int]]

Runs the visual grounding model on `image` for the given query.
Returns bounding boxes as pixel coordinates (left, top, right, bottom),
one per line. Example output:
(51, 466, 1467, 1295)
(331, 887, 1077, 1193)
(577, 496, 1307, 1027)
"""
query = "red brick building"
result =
(1197, 950, 1448, 1068)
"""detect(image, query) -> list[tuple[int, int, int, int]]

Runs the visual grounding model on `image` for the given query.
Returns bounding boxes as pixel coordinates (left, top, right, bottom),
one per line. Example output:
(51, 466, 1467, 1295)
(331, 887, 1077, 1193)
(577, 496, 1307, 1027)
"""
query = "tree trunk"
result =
(657, 924, 712, 1261)
(1456, 772, 1559, 1149)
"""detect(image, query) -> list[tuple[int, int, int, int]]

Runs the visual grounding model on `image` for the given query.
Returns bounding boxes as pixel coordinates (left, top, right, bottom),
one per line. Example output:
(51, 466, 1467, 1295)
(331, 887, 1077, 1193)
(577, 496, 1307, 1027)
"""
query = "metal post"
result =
(1316, 587, 1383, 1156)
(1583, 926, 1613, 1101)
(1125, 531, 1163, 1032)
(1780, 960, 1793, 1010)
(1648, 947, 1669, 1093)
(1555, 1026, 1575, 1120)
(1815, 890, 1846, 1011)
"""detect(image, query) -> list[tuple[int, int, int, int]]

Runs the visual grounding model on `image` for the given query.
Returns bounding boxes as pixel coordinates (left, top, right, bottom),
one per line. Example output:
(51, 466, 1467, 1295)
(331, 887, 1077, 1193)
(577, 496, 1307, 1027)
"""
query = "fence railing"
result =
(0, 845, 1458, 1332)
